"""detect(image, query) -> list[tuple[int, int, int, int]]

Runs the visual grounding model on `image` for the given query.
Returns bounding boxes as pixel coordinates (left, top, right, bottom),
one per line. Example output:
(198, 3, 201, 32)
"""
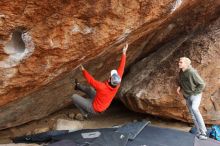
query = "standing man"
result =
(71, 43, 128, 119)
(177, 57, 207, 140)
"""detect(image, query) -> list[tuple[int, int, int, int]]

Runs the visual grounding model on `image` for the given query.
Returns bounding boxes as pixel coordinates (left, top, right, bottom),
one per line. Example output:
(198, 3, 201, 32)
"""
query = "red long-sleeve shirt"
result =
(83, 54, 126, 112)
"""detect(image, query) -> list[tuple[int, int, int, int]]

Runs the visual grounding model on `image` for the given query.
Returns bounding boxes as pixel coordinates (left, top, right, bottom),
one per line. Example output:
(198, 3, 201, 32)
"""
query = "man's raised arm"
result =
(80, 64, 102, 89)
(117, 43, 128, 77)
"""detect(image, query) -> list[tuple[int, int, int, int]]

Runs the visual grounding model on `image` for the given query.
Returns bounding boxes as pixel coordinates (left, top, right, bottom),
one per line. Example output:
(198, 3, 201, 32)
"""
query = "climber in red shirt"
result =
(71, 43, 128, 119)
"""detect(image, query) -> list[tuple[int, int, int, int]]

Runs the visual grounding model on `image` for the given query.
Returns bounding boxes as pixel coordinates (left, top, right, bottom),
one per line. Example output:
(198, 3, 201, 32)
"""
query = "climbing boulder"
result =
(0, 0, 219, 129)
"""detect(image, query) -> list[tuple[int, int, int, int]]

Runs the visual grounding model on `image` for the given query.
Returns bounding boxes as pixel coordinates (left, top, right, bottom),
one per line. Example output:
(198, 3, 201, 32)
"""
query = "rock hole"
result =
(4, 30, 25, 54)
(0, 28, 35, 68)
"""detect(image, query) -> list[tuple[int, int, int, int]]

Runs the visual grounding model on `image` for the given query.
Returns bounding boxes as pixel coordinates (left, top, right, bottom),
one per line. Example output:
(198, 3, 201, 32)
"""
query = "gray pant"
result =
(71, 84, 97, 115)
(185, 94, 207, 135)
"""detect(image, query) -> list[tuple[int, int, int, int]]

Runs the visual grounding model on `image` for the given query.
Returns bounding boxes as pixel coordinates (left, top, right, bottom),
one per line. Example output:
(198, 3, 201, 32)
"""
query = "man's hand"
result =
(123, 43, 128, 54)
(80, 64, 85, 71)
(177, 86, 181, 95)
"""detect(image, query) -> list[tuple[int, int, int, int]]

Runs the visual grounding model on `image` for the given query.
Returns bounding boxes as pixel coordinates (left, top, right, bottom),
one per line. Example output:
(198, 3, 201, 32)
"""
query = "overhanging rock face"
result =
(0, 0, 219, 129)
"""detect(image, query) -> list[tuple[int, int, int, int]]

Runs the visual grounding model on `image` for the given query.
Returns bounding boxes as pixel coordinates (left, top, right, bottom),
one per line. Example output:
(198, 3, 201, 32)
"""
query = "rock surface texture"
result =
(0, 0, 219, 129)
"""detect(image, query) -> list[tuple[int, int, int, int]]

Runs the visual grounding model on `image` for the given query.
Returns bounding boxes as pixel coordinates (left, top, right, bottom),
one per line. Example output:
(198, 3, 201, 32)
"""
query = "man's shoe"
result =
(198, 134, 208, 140)
(74, 79, 79, 90)
(196, 132, 201, 137)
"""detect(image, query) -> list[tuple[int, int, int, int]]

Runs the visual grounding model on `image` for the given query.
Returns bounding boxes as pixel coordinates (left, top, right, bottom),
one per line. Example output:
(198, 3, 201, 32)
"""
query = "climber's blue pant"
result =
(185, 93, 207, 135)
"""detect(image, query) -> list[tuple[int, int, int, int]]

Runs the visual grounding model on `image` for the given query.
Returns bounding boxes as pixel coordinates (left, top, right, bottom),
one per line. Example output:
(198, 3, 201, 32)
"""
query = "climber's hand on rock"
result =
(177, 86, 181, 95)
(123, 43, 128, 54)
(80, 64, 85, 71)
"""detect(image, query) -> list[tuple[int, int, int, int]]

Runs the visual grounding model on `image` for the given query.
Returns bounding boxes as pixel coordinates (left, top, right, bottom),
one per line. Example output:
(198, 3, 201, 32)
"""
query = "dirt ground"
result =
(0, 100, 192, 144)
